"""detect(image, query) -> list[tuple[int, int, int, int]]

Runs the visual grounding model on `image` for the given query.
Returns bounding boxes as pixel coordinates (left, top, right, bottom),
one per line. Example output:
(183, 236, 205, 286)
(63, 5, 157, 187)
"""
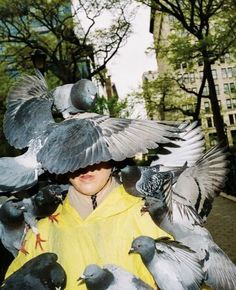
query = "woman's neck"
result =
(68, 177, 119, 219)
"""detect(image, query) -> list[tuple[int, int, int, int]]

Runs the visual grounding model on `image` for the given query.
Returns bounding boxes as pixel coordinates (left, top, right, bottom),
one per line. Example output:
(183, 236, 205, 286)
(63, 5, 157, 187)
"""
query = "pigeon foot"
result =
(35, 233, 46, 251)
(48, 213, 60, 223)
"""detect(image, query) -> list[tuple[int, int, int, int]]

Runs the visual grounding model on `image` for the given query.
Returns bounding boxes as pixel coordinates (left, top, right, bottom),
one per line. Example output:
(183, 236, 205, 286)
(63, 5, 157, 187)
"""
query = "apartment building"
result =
(149, 12, 236, 148)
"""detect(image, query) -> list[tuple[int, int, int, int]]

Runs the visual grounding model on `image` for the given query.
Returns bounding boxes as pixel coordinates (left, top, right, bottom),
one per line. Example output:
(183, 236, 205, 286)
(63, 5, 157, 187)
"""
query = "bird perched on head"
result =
(79, 263, 154, 290)
(53, 78, 97, 118)
(0, 199, 28, 257)
(129, 236, 204, 290)
(1, 252, 67, 289)
(17, 184, 64, 250)
(140, 145, 236, 290)
(1, 72, 185, 193)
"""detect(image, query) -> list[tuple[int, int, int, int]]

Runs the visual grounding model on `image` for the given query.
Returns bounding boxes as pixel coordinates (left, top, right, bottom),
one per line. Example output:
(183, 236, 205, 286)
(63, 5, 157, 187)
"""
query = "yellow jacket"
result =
(6, 185, 210, 289)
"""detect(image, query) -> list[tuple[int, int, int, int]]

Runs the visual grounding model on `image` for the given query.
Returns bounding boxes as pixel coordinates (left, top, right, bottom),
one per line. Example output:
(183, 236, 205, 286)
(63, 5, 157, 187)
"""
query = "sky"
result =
(72, 1, 157, 99)
(107, 5, 157, 99)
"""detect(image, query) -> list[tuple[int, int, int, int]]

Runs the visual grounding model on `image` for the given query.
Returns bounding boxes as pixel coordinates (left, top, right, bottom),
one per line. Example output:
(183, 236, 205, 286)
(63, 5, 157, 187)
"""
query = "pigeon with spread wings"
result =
(139, 146, 236, 290)
(0, 73, 184, 192)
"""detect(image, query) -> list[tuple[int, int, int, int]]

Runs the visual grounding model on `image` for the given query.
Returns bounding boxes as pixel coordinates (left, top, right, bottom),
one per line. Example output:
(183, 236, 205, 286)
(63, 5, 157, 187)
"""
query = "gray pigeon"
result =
(53, 78, 97, 118)
(120, 121, 204, 199)
(0, 199, 28, 257)
(122, 143, 229, 221)
(79, 263, 154, 290)
(0, 252, 67, 289)
(17, 184, 64, 251)
(129, 236, 204, 290)
(0, 72, 185, 192)
(141, 147, 236, 290)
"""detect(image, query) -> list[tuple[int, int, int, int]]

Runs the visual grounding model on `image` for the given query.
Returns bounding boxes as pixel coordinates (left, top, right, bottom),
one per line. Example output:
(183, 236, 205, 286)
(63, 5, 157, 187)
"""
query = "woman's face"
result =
(68, 162, 113, 196)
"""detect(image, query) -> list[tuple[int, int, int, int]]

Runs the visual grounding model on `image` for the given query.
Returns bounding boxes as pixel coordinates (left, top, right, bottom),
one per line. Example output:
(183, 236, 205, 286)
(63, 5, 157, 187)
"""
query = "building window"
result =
(226, 99, 232, 109)
(204, 102, 210, 113)
(231, 130, 236, 145)
(207, 117, 213, 127)
(203, 86, 209, 95)
(221, 68, 227, 78)
(199, 71, 203, 79)
(183, 73, 189, 83)
(209, 133, 218, 146)
(227, 67, 233, 78)
(212, 69, 217, 79)
(230, 83, 235, 93)
(232, 98, 236, 108)
(215, 84, 220, 95)
(224, 83, 230, 94)
(189, 72, 195, 82)
(229, 114, 235, 124)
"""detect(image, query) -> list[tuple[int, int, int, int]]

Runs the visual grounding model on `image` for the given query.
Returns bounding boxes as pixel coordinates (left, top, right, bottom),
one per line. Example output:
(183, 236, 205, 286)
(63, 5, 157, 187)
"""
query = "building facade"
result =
(148, 11, 236, 149)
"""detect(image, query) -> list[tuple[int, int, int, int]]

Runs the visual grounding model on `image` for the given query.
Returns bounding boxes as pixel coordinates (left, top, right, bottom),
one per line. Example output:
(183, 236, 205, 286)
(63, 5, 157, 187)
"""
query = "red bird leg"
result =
(48, 213, 60, 223)
(19, 240, 29, 255)
(35, 233, 46, 251)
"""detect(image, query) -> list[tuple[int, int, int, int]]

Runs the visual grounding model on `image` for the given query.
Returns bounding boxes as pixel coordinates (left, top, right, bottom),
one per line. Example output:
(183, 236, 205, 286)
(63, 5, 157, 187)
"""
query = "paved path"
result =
(205, 194, 236, 264)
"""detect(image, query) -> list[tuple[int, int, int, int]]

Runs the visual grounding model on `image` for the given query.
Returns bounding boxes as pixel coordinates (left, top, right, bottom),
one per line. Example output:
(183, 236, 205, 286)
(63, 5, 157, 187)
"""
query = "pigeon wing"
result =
(37, 117, 112, 174)
(151, 121, 205, 168)
(173, 144, 230, 221)
(3, 72, 55, 149)
(37, 114, 182, 174)
(0, 145, 43, 193)
(98, 116, 182, 160)
(154, 239, 204, 290)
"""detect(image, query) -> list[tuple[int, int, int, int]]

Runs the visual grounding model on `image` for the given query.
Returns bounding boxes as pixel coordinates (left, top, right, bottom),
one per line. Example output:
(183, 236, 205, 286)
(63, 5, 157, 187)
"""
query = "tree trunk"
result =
(204, 58, 228, 144)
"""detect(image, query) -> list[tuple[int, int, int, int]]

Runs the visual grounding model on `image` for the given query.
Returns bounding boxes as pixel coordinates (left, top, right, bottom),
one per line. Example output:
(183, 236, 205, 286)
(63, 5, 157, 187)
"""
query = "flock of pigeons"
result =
(0, 71, 235, 289)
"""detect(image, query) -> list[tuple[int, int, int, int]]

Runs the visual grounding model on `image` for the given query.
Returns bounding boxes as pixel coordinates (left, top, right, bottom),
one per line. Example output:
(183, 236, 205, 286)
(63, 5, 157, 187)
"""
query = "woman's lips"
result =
(79, 174, 95, 182)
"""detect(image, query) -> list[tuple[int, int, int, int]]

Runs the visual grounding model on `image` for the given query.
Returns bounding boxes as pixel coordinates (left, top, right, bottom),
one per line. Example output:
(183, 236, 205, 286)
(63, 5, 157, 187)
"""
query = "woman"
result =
(6, 161, 169, 289)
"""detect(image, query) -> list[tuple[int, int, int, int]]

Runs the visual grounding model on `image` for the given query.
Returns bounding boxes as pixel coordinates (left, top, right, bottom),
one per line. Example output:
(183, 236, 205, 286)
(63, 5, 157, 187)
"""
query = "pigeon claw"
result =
(19, 240, 29, 255)
(48, 213, 60, 223)
(35, 234, 46, 251)
(140, 206, 148, 215)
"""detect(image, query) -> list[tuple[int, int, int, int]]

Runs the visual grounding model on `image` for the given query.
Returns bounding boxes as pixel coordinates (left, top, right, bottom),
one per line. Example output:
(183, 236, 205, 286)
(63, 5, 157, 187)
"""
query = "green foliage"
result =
(93, 95, 129, 118)
(0, 0, 132, 83)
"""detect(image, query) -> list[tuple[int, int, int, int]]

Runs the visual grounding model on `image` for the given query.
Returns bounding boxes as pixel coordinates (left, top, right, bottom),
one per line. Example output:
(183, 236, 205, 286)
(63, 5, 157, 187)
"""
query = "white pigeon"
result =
(79, 263, 154, 290)
(129, 236, 204, 290)
(141, 146, 236, 290)
(1, 73, 186, 192)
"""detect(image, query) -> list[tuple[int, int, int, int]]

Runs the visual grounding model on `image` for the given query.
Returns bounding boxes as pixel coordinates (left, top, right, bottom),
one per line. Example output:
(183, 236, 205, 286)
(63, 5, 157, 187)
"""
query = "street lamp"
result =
(31, 49, 47, 75)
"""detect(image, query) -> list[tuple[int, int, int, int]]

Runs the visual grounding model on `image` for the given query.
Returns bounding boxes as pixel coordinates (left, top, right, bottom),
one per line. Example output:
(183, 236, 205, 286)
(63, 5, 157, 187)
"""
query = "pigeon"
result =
(17, 184, 65, 250)
(121, 142, 229, 221)
(79, 263, 154, 290)
(0, 72, 186, 192)
(140, 147, 236, 290)
(0, 252, 67, 289)
(129, 236, 204, 290)
(53, 78, 97, 118)
(0, 199, 28, 257)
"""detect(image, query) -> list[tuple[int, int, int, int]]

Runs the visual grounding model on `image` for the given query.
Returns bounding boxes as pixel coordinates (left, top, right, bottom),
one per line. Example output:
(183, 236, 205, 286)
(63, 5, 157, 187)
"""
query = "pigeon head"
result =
(79, 264, 114, 290)
(70, 79, 97, 112)
(120, 165, 143, 197)
(49, 262, 67, 290)
(0, 199, 25, 225)
(34, 185, 63, 208)
(129, 236, 156, 265)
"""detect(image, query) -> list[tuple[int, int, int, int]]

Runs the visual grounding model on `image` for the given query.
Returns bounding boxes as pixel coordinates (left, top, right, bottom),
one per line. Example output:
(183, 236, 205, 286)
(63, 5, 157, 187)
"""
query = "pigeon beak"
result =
(128, 247, 134, 254)
(77, 275, 85, 284)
